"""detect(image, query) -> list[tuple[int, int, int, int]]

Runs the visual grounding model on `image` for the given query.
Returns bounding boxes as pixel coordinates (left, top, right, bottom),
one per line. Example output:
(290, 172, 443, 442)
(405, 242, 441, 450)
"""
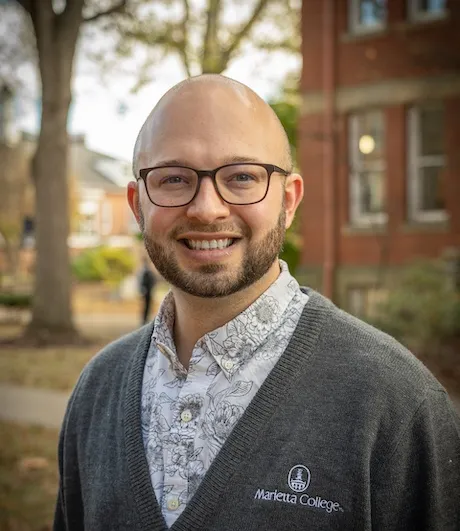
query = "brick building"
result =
(298, 0, 460, 314)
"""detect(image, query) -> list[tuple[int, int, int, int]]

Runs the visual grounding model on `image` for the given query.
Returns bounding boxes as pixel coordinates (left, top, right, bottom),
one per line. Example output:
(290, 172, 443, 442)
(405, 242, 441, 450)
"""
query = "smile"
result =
(183, 238, 235, 250)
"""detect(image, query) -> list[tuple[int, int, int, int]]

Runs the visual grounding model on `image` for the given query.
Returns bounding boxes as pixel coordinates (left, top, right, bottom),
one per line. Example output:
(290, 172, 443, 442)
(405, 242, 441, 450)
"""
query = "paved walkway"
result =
(0, 382, 459, 430)
(0, 312, 140, 430)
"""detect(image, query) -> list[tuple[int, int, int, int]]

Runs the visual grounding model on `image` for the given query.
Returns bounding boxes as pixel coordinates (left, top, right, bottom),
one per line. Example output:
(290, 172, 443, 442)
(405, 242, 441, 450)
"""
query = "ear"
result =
(127, 181, 141, 223)
(284, 173, 304, 229)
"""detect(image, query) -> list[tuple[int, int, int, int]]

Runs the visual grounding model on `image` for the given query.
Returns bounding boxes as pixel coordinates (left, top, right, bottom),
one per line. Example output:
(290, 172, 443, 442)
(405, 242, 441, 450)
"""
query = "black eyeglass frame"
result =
(137, 162, 290, 207)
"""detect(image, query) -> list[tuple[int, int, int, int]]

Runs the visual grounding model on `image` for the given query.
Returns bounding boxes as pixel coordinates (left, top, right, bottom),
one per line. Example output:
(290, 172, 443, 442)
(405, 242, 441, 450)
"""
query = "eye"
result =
(160, 175, 189, 185)
(229, 173, 256, 183)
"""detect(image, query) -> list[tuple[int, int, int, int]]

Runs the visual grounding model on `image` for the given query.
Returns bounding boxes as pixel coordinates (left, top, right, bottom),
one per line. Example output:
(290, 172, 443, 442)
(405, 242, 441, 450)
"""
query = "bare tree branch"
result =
(202, 0, 222, 73)
(178, 0, 192, 77)
(222, 0, 271, 63)
(252, 37, 300, 54)
(83, 0, 127, 23)
(59, 0, 85, 43)
(30, 0, 54, 82)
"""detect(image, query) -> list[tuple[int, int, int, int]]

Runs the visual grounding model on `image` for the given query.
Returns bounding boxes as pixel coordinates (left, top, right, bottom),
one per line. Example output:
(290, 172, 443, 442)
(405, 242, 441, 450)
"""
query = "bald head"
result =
(132, 75, 292, 177)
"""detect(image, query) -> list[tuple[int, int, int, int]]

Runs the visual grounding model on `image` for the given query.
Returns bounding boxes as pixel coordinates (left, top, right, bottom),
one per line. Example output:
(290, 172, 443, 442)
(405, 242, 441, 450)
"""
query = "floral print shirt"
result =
(141, 260, 309, 527)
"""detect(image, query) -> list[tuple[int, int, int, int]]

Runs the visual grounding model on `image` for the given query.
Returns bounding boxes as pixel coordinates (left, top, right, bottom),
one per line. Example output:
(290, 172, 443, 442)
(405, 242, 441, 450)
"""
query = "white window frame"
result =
(347, 286, 368, 317)
(349, 111, 387, 227)
(349, 0, 387, 35)
(408, 0, 448, 22)
(77, 199, 99, 236)
(407, 105, 447, 223)
(101, 201, 113, 236)
(347, 284, 388, 318)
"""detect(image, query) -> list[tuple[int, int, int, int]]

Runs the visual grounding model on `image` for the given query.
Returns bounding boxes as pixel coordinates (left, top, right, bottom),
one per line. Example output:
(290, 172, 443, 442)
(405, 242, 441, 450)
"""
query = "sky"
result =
(16, 41, 300, 163)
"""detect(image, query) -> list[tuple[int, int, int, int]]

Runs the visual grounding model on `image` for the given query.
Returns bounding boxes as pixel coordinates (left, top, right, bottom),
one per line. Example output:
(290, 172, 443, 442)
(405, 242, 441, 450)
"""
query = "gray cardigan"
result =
(54, 289, 460, 530)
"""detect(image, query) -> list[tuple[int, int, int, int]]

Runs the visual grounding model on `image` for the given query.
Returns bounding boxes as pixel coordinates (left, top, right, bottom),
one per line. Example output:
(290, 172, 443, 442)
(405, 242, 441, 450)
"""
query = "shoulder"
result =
(88, 324, 151, 372)
(303, 288, 445, 400)
(299, 289, 459, 455)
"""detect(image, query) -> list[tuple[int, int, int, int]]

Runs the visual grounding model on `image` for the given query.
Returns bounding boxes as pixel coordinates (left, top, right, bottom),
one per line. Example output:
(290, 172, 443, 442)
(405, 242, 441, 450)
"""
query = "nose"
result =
(186, 176, 230, 223)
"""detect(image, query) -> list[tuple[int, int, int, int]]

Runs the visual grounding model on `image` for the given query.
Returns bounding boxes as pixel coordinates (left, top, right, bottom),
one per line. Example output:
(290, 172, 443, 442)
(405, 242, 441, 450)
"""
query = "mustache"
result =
(170, 223, 250, 239)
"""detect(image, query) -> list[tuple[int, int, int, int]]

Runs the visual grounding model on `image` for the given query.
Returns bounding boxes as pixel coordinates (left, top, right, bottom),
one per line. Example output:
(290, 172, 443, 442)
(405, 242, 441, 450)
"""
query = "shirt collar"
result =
(152, 260, 301, 379)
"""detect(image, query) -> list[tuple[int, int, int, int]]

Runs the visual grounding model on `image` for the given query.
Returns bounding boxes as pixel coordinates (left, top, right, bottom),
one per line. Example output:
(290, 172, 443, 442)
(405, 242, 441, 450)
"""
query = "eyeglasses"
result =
(137, 163, 289, 208)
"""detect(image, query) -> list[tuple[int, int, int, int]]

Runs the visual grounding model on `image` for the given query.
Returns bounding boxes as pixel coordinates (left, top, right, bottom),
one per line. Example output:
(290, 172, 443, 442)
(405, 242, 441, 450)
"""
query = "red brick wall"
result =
(301, 0, 460, 92)
(299, 1, 460, 269)
(299, 112, 326, 266)
(446, 97, 460, 236)
(104, 193, 132, 236)
(301, 0, 325, 93)
(300, 97, 460, 267)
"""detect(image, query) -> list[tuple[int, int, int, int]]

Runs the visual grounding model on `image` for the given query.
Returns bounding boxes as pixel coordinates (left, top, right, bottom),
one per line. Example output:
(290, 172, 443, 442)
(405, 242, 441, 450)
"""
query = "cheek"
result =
(144, 206, 179, 236)
(237, 201, 282, 235)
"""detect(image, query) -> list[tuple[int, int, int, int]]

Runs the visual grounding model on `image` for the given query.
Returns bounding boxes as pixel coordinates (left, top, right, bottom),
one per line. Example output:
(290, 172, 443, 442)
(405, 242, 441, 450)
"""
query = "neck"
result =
(172, 261, 281, 368)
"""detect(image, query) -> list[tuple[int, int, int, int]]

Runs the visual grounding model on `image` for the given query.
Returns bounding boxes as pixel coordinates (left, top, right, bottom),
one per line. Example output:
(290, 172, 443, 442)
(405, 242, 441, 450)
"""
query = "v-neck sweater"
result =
(54, 289, 460, 531)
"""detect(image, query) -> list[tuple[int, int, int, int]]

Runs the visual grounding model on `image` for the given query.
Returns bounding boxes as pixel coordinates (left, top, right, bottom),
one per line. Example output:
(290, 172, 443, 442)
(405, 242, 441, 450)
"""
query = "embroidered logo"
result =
(253, 463, 344, 514)
(288, 464, 311, 492)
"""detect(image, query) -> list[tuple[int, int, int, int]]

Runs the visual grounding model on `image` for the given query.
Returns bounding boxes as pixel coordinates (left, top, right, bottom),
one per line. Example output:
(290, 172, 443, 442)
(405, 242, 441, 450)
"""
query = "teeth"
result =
(186, 239, 233, 250)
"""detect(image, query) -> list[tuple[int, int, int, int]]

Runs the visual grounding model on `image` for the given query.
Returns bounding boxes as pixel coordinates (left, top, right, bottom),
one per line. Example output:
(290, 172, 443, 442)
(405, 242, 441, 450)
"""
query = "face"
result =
(137, 195, 286, 298)
(128, 81, 303, 299)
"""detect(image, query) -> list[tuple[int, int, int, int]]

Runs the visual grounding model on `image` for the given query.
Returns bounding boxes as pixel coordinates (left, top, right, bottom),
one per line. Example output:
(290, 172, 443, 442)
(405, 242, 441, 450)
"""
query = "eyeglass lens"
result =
(144, 164, 270, 207)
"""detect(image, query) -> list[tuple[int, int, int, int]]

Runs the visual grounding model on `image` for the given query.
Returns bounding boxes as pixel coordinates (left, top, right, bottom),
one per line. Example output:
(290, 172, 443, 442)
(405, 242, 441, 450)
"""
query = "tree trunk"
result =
(201, 0, 224, 73)
(26, 87, 76, 339)
(24, 2, 83, 343)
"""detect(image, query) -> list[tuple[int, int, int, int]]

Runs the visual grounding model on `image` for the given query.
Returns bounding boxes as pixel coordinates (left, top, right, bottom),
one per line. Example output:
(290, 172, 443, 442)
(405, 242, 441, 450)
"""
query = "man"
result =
(138, 257, 156, 324)
(54, 75, 460, 530)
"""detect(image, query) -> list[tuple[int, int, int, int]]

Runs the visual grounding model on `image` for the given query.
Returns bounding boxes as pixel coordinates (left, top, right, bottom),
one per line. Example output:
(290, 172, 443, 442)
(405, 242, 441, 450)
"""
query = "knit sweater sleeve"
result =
(53, 370, 86, 531)
(53, 424, 70, 531)
(52, 325, 152, 531)
(371, 388, 460, 530)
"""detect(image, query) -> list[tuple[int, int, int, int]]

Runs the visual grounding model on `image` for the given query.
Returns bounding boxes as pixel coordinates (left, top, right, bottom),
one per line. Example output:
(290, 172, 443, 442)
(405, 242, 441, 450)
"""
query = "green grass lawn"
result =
(0, 325, 103, 391)
(0, 323, 133, 391)
(0, 343, 99, 391)
(0, 421, 59, 531)
(0, 281, 167, 392)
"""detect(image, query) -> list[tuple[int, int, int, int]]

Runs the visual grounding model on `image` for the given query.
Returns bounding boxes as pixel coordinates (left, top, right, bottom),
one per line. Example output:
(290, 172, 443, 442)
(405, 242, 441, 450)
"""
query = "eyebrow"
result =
(147, 155, 263, 168)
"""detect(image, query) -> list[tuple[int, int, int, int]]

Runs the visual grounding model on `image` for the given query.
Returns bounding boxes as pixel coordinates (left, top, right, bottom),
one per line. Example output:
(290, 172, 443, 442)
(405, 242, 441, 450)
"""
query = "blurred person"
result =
(53, 75, 460, 531)
(138, 256, 156, 325)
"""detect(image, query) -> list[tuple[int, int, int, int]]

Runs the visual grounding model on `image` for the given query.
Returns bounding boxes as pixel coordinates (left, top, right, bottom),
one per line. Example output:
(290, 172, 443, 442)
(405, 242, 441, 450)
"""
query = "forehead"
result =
(137, 85, 283, 169)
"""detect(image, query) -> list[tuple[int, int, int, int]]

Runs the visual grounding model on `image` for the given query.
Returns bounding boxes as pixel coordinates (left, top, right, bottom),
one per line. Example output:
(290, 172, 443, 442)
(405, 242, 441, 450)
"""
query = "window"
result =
(347, 287, 368, 317)
(349, 0, 387, 34)
(78, 200, 98, 235)
(349, 111, 387, 226)
(408, 0, 447, 22)
(101, 201, 113, 236)
(407, 103, 447, 223)
(347, 285, 387, 318)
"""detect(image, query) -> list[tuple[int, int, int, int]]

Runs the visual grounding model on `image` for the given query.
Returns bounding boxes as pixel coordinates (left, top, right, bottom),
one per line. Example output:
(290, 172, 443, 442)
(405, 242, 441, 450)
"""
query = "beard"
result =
(138, 204, 286, 298)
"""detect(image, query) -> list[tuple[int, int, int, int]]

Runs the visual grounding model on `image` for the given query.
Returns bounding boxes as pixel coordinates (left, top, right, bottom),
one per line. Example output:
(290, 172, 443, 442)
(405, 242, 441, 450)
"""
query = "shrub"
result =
(72, 247, 135, 286)
(448, 299, 460, 337)
(0, 293, 32, 308)
(280, 227, 301, 275)
(369, 261, 460, 351)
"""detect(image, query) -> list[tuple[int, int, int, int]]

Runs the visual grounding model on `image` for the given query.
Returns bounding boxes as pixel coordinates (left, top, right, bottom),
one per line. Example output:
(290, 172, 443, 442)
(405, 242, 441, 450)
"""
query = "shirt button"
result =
(166, 496, 179, 511)
(180, 409, 192, 423)
(222, 359, 234, 370)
